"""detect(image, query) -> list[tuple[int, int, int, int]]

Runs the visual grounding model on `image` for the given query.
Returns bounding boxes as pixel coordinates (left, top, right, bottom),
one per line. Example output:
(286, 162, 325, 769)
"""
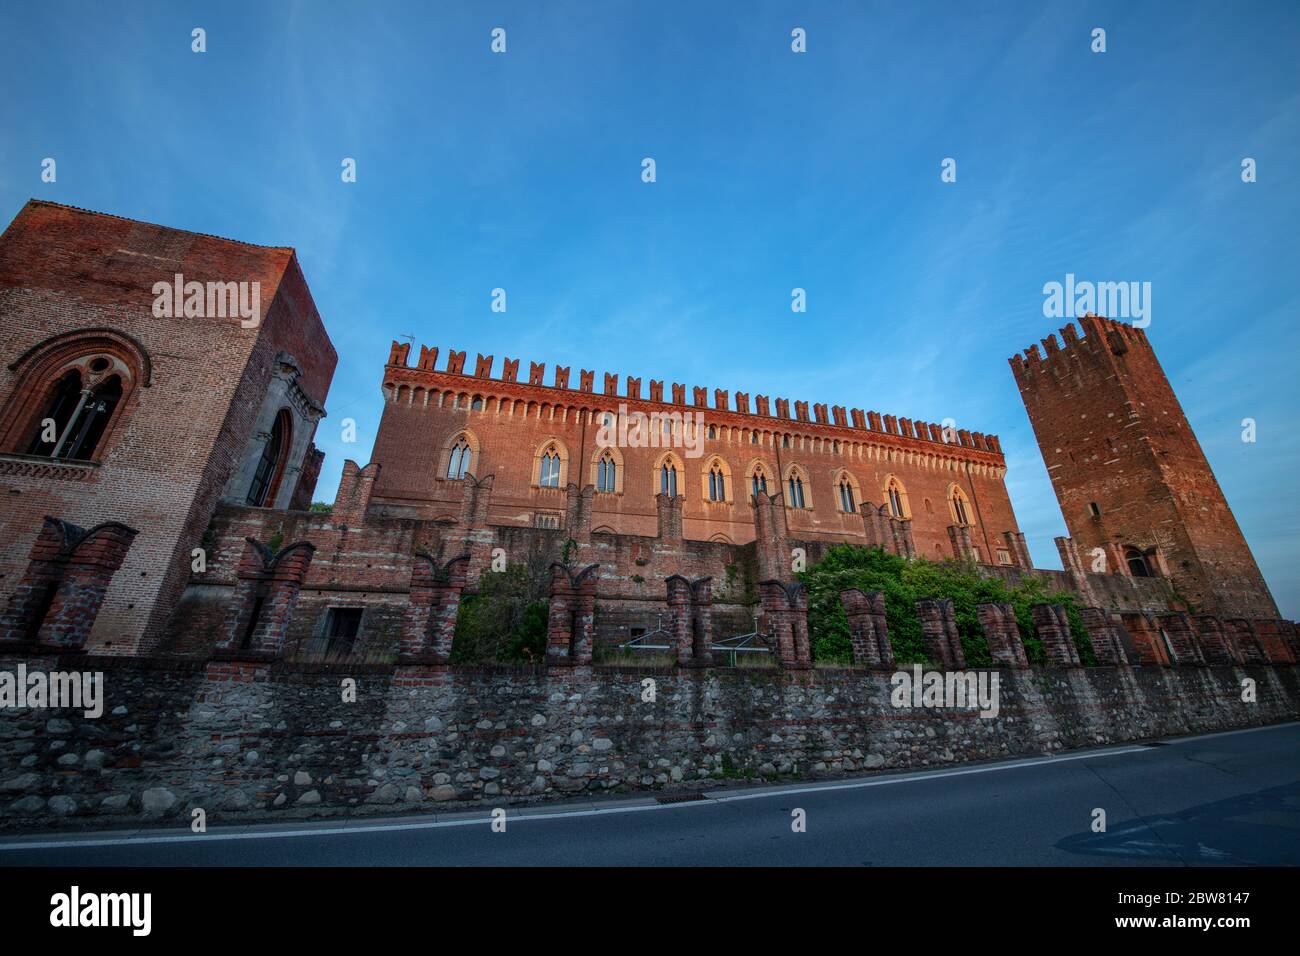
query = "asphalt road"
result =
(3, 723, 1298, 866)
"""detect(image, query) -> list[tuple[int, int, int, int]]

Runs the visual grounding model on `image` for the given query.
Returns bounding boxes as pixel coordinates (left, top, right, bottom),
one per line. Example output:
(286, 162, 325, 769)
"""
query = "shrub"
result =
(799, 544, 1094, 666)
(451, 563, 549, 664)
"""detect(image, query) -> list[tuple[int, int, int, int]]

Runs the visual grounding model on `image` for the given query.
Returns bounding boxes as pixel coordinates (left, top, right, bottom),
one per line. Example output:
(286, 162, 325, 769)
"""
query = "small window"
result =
(534, 512, 562, 529)
(321, 607, 363, 657)
(1089, 502, 1102, 519)
(997, 548, 1012, 565)
(1126, 546, 1154, 577)
(751, 469, 768, 498)
(470, 397, 483, 411)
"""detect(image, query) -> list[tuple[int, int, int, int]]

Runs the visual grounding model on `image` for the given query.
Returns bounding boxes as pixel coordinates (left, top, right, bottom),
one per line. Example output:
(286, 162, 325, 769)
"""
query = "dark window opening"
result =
(27, 370, 82, 456)
(1125, 547, 1154, 577)
(1089, 501, 1102, 518)
(240, 589, 267, 649)
(24, 580, 60, 642)
(59, 375, 122, 461)
(323, 607, 363, 655)
(247, 410, 290, 506)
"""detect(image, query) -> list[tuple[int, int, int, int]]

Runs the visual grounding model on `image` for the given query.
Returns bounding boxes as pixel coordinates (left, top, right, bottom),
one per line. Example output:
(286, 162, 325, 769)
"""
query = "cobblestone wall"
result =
(1, 654, 1296, 831)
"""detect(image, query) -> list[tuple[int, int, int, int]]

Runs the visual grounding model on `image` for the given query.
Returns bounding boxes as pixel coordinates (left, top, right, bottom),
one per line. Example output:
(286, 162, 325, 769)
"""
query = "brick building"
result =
(0, 201, 334, 653)
(1011, 315, 1279, 619)
(0, 201, 1288, 662)
(372, 341, 1024, 565)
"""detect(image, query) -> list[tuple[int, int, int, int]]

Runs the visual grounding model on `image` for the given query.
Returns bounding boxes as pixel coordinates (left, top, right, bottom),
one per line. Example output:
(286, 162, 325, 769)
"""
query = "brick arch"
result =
(0, 329, 151, 461)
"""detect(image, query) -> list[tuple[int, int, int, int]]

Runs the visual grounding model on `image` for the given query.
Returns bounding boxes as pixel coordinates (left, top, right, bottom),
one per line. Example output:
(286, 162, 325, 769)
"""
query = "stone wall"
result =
(2, 654, 1296, 831)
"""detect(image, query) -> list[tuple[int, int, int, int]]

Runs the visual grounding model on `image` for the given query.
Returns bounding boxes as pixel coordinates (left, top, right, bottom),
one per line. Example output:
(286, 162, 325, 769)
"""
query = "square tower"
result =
(1010, 314, 1277, 618)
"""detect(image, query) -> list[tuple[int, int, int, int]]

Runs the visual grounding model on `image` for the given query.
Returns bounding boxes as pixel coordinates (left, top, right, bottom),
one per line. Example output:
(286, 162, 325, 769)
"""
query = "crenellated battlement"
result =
(384, 341, 1004, 457)
(1008, 313, 1153, 379)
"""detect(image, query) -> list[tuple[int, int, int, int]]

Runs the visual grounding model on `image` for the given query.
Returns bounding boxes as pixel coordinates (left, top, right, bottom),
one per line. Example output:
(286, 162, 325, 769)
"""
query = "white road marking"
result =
(4, 721, 1294, 852)
(0, 743, 1160, 851)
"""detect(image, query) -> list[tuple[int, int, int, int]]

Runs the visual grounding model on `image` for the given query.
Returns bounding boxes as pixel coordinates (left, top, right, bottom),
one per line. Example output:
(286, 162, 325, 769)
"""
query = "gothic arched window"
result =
(539, 445, 562, 487)
(597, 451, 617, 493)
(708, 463, 726, 501)
(58, 374, 123, 462)
(447, 436, 472, 479)
(660, 462, 679, 497)
(786, 467, 809, 509)
(25, 369, 83, 457)
(23, 361, 125, 463)
(1, 333, 148, 465)
(885, 476, 910, 519)
(838, 477, 856, 513)
(247, 409, 292, 507)
(950, 487, 972, 526)
(751, 467, 768, 499)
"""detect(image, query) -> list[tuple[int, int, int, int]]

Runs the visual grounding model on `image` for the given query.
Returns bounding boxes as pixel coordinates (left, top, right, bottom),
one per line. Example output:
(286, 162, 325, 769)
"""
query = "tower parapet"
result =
(1011, 314, 1278, 618)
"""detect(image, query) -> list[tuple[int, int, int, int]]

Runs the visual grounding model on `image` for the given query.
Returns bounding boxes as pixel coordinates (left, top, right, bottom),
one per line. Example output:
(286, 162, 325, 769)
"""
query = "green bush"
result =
(800, 544, 1094, 667)
(451, 563, 549, 664)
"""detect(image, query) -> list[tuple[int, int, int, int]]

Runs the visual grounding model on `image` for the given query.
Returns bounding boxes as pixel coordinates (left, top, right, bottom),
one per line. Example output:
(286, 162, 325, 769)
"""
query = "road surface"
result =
(2, 723, 1297, 866)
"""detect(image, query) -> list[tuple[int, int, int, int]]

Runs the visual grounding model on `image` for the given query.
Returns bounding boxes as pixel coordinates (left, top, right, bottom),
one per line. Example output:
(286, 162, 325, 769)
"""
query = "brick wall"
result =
(0, 201, 337, 652)
(1012, 316, 1278, 618)
(371, 344, 1023, 564)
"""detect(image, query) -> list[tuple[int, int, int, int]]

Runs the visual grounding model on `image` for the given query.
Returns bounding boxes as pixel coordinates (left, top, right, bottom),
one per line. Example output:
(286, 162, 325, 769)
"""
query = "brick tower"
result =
(1010, 314, 1277, 618)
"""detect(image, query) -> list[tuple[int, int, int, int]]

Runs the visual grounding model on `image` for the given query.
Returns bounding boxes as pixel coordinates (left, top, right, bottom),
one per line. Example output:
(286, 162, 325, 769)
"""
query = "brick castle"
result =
(0, 201, 1293, 668)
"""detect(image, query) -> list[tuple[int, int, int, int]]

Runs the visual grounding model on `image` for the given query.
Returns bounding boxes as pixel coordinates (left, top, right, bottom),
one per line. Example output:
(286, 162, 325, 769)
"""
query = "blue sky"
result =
(2, 1, 1297, 616)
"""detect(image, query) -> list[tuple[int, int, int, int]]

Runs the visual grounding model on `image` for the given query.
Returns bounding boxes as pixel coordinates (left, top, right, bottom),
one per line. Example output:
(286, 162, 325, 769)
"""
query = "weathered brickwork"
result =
(373, 342, 1023, 565)
(3, 655, 1297, 831)
(977, 602, 1030, 668)
(841, 588, 892, 668)
(0, 201, 336, 653)
(1012, 315, 1278, 619)
(1, 202, 1297, 831)
(0, 517, 138, 649)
